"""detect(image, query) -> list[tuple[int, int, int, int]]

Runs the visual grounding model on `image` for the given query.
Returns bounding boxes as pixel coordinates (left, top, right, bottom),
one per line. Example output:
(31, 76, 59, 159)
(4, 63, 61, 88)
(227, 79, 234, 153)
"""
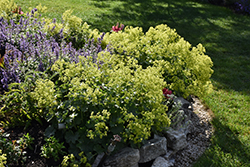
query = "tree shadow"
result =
(194, 117, 250, 166)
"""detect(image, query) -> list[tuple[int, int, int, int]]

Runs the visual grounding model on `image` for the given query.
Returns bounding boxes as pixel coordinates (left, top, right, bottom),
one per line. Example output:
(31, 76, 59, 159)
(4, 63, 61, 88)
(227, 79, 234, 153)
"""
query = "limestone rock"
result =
(92, 152, 105, 167)
(163, 149, 175, 160)
(151, 157, 174, 167)
(103, 147, 140, 167)
(174, 97, 193, 111)
(165, 128, 187, 151)
(170, 97, 195, 135)
(139, 137, 167, 163)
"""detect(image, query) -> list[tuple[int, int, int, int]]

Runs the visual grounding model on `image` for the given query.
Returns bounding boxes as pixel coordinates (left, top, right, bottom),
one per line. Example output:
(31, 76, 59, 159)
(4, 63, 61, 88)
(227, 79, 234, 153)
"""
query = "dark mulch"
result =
(2, 119, 63, 167)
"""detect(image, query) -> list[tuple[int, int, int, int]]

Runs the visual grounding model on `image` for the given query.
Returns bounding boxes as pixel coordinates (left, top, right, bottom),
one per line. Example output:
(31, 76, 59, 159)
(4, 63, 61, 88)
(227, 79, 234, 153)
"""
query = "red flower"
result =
(12, 7, 24, 15)
(162, 88, 172, 99)
(112, 22, 124, 32)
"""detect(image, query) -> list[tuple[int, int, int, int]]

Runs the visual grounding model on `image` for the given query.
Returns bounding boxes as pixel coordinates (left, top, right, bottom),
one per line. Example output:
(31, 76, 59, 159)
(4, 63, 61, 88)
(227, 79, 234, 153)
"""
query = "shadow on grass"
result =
(194, 117, 250, 166)
(91, 0, 250, 95)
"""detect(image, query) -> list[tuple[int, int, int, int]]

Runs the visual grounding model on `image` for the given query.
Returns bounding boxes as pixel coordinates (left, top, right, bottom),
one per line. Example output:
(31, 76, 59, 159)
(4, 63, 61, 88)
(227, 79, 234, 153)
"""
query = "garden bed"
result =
(0, 1, 214, 166)
(1, 93, 214, 167)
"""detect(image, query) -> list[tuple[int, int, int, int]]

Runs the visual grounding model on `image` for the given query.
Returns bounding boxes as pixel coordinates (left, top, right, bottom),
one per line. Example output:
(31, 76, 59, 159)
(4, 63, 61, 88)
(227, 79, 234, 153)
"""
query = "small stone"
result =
(152, 157, 174, 167)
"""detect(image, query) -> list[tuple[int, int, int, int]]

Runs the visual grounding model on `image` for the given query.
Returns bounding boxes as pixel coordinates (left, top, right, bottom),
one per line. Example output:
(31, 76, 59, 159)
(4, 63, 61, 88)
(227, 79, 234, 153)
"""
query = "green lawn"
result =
(13, 0, 250, 166)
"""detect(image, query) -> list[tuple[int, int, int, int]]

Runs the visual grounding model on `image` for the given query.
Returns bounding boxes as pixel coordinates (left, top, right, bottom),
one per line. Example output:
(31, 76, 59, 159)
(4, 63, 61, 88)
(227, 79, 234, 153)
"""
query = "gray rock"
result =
(174, 97, 193, 111)
(165, 128, 187, 151)
(151, 157, 174, 167)
(170, 109, 194, 135)
(103, 147, 140, 167)
(163, 149, 175, 160)
(139, 137, 167, 163)
(171, 97, 195, 134)
(92, 152, 105, 167)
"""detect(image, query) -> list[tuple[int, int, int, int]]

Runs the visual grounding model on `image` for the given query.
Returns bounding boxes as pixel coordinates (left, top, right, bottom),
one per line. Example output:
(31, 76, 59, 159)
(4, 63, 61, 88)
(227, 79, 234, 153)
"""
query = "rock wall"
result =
(92, 96, 214, 167)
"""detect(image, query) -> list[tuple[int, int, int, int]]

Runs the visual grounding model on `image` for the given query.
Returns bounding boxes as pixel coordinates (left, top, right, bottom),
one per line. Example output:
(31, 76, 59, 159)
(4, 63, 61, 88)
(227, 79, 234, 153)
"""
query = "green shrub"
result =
(0, 129, 34, 165)
(103, 24, 213, 98)
(0, 72, 47, 127)
(40, 136, 66, 161)
(30, 51, 170, 161)
(42, 9, 102, 49)
(0, 0, 18, 21)
(61, 152, 91, 167)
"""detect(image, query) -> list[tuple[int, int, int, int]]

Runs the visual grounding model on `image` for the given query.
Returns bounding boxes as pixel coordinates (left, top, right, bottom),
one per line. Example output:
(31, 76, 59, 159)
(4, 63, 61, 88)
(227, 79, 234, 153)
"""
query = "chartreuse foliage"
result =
(104, 25, 214, 98)
(61, 152, 91, 167)
(0, 150, 7, 167)
(0, 1, 101, 50)
(40, 136, 66, 161)
(42, 9, 101, 49)
(29, 51, 170, 161)
(0, 0, 18, 21)
(0, 76, 45, 127)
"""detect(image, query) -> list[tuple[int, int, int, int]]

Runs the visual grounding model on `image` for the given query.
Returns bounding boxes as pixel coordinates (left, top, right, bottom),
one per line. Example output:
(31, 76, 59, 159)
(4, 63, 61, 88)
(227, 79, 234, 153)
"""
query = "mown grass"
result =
(13, 0, 250, 166)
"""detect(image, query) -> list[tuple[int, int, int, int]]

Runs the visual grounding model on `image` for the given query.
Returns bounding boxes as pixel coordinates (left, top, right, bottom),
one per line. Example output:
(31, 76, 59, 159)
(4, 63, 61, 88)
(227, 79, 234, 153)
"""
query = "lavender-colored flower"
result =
(0, 14, 109, 90)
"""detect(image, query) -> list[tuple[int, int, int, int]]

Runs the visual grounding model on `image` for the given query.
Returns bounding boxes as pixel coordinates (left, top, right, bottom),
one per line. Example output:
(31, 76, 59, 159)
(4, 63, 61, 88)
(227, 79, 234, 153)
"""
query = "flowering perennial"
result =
(12, 7, 24, 15)
(0, 15, 106, 90)
(112, 22, 124, 32)
(163, 88, 173, 99)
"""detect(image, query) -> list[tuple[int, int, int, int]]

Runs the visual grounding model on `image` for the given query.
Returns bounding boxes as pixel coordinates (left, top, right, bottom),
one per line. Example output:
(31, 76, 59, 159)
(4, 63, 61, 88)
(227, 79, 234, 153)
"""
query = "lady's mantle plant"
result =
(30, 51, 170, 161)
(104, 24, 214, 98)
(0, 149, 7, 167)
(40, 136, 66, 161)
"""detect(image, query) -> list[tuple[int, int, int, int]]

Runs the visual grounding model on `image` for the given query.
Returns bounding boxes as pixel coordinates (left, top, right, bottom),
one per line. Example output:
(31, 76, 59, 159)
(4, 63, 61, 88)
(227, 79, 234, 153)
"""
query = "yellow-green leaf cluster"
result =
(104, 24, 214, 98)
(43, 10, 101, 48)
(35, 51, 170, 146)
(0, 0, 17, 21)
(30, 79, 57, 110)
(0, 149, 7, 167)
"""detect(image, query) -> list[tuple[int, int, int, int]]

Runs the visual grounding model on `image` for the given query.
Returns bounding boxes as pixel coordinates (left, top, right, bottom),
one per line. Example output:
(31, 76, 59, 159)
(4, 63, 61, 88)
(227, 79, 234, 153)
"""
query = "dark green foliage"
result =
(0, 129, 34, 165)
(40, 136, 66, 161)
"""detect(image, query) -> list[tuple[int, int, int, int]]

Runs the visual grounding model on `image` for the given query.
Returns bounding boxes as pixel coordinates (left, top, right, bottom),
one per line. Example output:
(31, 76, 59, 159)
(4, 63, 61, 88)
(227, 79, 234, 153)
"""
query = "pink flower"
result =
(12, 7, 24, 15)
(112, 22, 124, 32)
(162, 88, 172, 99)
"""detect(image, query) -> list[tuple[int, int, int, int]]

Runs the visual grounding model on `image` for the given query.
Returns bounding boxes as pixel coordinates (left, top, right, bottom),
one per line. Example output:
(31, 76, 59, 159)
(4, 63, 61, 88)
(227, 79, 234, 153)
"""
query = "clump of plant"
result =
(0, 149, 7, 167)
(0, 128, 34, 165)
(42, 9, 102, 49)
(0, 0, 22, 21)
(162, 88, 188, 129)
(61, 152, 91, 167)
(29, 51, 170, 162)
(40, 136, 66, 161)
(0, 14, 105, 91)
(104, 24, 214, 98)
(0, 74, 47, 127)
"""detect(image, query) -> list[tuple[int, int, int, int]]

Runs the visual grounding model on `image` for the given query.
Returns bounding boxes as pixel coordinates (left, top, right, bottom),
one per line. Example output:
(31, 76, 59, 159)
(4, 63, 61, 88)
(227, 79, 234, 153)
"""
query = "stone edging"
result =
(93, 96, 214, 167)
